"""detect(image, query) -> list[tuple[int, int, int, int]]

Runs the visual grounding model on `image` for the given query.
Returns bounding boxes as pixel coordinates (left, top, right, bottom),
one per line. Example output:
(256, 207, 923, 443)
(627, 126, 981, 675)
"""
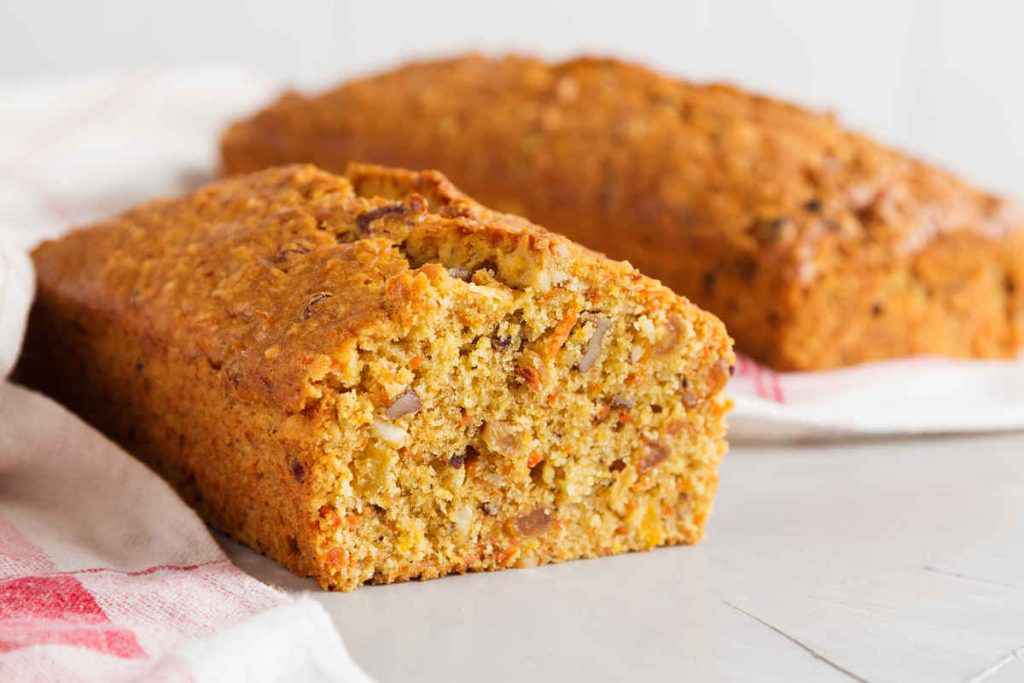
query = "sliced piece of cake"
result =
(21, 163, 734, 590)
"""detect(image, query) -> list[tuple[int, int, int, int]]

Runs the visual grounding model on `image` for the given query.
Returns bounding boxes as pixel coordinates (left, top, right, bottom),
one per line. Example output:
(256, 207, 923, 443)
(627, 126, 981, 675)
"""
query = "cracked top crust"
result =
(223, 54, 1023, 266)
(32, 163, 702, 412)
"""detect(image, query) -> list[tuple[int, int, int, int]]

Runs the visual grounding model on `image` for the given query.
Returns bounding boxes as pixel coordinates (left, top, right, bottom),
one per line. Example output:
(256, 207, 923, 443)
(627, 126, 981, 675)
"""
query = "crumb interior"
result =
(308, 213, 729, 589)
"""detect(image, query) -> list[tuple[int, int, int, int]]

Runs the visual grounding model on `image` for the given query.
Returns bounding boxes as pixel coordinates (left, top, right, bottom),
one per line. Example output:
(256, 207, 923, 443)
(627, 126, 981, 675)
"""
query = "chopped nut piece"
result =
(356, 202, 406, 233)
(372, 419, 408, 447)
(639, 441, 669, 471)
(708, 358, 732, 395)
(515, 507, 552, 536)
(749, 216, 796, 246)
(681, 386, 702, 410)
(578, 316, 612, 372)
(681, 359, 733, 409)
(302, 291, 333, 320)
(273, 241, 312, 263)
(610, 395, 635, 409)
(385, 387, 422, 419)
(482, 422, 526, 456)
(453, 504, 474, 537)
(655, 314, 686, 356)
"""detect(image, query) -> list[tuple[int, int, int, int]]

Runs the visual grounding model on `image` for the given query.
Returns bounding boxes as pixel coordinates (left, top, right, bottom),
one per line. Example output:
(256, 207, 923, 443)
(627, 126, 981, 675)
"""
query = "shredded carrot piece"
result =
(497, 546, 519, 566)
(318, 505, 341, 529)
(326, 548, 349, 566)
(541, 304, 581, 358)
(517, 364, 543, 391)
(527, 451, 543, 468)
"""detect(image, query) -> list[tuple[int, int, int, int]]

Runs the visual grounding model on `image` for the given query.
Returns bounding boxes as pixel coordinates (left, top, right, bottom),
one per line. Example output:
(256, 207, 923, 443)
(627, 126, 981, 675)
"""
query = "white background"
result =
(1, 0, 1022, 198)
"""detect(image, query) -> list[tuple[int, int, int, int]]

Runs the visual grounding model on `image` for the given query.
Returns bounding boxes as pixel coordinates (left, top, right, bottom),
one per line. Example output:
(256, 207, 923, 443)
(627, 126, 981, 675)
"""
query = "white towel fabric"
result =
(729, 354, 1024, 441)
(0, 65, 1021, 680)
(0, 69, 369, 683)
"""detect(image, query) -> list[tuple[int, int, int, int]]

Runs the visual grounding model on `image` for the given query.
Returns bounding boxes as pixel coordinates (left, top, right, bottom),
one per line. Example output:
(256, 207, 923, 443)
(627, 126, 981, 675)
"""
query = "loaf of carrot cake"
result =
(19, 164, 733, 590)
(221, 55, 1024, 370)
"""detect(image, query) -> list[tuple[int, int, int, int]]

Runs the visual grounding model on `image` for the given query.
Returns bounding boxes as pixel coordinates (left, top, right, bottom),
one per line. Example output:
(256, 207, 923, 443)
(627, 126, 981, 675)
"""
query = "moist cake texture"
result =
(21, 164, 733, 590)
(221, 54, 1024, 370)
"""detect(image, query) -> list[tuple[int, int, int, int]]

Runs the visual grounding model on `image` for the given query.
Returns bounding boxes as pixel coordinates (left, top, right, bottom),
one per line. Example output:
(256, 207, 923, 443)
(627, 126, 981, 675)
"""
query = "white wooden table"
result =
(224, 432, 1024, 682)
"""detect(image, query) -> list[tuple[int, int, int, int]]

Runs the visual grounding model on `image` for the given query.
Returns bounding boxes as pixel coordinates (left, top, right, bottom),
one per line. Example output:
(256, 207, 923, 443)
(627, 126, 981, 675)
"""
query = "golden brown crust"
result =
(20, 164, 733, 590)
(222, 54, 1024, 369)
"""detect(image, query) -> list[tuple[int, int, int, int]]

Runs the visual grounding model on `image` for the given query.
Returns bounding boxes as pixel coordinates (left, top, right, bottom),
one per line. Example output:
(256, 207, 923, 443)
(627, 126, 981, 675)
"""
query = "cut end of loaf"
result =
(287, 164, 734, 590)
